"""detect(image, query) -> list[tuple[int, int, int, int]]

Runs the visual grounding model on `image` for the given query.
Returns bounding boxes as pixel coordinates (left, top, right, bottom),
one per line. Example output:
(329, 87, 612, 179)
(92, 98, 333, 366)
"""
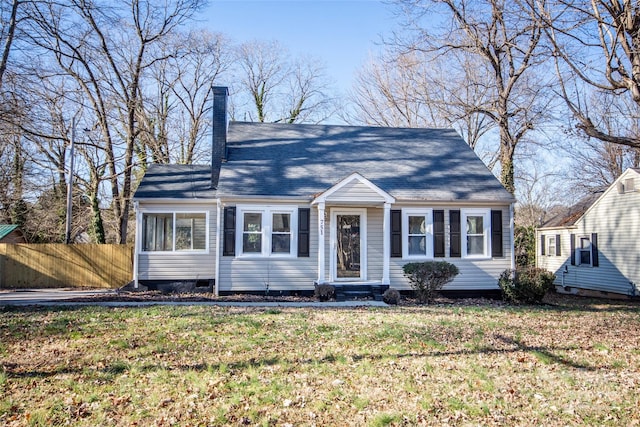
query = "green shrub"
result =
(314, 284, 335, 301)
(382, 288, 401, 305)
(514, 225, 536, 267)
(498, 267, 556, 304)
(402, 261, 459, 303)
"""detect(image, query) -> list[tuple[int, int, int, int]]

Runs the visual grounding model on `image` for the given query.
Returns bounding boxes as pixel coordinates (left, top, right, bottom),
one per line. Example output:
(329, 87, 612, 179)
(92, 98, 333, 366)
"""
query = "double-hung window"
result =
(570, 233, 598, 267)
(547, 236, 556, 257)
(461, 209, 490, 259)
(402, 209, 433, 258)
(237, 206, 297, 257)
(578, 236, 592, 266)
(242, 212, 263, 253)
(142, 212, 207, 252)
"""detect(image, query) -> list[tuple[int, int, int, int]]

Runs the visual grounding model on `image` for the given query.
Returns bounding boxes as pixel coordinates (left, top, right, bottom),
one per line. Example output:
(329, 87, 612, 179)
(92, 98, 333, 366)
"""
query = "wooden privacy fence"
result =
(0, 244, 133, 289)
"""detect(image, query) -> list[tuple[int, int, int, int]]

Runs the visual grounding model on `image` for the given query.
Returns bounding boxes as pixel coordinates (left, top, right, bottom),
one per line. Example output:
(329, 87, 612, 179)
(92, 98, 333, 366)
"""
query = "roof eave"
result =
(133, 197, 218, 204)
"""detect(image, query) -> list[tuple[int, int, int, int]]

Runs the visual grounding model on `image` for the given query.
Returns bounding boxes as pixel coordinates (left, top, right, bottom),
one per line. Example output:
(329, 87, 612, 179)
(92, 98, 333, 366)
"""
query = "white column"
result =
(509, 202, 515, 271)
(382, 202, 391, 285)
(214, 199, 222, 296)
(132, 202, 140, 289)
(317, 202, 326, 284)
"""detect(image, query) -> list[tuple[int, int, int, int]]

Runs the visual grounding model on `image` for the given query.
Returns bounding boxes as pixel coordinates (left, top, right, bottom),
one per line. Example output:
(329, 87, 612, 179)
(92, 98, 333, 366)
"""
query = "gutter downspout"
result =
(509, 202, 515, 271)
(133, 201, 140, 289)
(214, 199, 221, 297)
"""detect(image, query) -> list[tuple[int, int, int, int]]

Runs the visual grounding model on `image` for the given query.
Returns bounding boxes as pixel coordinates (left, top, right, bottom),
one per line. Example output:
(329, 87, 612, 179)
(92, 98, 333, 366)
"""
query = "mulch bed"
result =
(60, 289, 638, 308)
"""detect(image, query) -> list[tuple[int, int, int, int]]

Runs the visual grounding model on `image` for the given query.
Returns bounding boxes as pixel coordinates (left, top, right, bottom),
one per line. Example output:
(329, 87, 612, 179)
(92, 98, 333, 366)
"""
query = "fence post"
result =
(0, 244, 5, 289)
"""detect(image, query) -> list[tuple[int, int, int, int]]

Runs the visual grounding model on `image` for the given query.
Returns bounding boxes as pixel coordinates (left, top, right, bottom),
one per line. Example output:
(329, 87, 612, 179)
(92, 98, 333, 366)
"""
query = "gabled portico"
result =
(312, 172, 396, 286)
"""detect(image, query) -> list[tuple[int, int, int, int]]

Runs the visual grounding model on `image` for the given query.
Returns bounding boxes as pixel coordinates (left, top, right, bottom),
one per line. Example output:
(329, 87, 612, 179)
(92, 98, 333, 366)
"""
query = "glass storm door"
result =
(336, 214, 361, 279)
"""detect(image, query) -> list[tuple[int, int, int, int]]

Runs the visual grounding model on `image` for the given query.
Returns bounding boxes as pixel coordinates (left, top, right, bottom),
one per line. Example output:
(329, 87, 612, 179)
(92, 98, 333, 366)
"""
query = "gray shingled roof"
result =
(135, 122, 514, 202)
(134, 164, 217, 200)
(217, 122, 513, 202)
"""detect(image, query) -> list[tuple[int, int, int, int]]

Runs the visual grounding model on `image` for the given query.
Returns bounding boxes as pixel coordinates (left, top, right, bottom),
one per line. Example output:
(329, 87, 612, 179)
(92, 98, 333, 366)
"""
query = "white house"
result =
(132, 87, 516, 298)
(536, 168, 640, 298)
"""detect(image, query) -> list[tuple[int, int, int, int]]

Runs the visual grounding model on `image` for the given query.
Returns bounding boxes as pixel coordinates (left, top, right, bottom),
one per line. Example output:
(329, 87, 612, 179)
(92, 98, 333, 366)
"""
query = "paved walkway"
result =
(0, 289, 388, 308)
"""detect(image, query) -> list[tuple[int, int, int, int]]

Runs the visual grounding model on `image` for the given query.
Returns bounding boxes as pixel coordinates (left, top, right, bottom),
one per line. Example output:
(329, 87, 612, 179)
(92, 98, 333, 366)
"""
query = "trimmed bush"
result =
(314, 284, 336, 301)
(402, 261, 459, 303)
(498, 267, 556, 304)
(382, 288, 401, 305)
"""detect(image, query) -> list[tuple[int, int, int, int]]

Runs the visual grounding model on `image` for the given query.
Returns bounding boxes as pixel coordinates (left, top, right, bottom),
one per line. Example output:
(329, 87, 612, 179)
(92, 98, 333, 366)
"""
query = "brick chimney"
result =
(211, 86, 228, 189)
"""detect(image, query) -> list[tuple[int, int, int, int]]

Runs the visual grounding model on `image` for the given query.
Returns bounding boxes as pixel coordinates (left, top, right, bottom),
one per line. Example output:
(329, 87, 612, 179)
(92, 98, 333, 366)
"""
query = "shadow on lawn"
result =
(4, 333, 600, 381)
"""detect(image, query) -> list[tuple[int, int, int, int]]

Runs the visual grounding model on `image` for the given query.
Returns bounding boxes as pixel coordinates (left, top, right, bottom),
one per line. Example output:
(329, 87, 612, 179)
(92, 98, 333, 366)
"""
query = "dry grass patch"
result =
(0, 296, 639, 426)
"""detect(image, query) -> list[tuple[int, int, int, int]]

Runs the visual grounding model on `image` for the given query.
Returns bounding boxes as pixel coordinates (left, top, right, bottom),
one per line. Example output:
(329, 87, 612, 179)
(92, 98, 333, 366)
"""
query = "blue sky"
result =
(202, 0, 398, 94)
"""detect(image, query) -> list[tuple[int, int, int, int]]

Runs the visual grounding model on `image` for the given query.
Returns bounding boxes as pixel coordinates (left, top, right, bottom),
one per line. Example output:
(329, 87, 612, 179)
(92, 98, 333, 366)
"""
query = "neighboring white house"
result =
(132, 87, 516, 297)
(536, 168, 640, 298)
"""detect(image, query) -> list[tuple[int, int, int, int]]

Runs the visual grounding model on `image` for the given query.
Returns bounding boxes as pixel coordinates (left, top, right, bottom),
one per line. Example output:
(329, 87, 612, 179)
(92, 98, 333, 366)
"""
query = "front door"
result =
(331, 208, 366, 281)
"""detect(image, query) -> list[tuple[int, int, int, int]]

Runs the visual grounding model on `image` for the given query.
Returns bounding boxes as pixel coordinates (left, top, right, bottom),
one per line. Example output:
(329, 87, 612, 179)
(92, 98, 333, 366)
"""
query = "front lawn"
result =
(1, 296, 639, 426)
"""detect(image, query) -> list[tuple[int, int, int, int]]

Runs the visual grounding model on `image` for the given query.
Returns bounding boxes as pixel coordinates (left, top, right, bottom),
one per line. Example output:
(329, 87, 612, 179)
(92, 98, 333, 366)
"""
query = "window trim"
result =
(141, 210, 209, 254)
(402, 208, 434, 259)
(461, 209, 491, 259)
(547, 235, 556, 257)
(235, 205, 298, 258)
(577, 235, 592, 267)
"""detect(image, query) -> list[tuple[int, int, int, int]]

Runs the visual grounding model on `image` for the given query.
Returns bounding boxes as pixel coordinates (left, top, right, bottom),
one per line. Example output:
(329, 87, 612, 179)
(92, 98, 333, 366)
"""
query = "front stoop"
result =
(334, 284, 389, 302)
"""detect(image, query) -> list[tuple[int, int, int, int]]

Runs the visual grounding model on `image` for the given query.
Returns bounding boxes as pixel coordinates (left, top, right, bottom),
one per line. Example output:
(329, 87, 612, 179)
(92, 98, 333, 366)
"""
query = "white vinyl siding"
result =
(536, 169, 640, 296)
(218, 202, 316, 292)
(389, 205, 512, 290)
(137, 205, 216, 281)
(323, 180, 388, 204)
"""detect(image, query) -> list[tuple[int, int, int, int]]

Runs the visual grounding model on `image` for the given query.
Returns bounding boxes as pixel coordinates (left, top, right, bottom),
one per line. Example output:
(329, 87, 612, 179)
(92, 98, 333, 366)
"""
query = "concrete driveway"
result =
(0, 288, 388, 308)
(0, 288, 117, 305)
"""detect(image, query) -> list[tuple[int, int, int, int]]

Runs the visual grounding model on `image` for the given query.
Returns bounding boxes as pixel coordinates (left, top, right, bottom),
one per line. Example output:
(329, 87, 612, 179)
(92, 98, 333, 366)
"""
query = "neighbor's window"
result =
(579, 236, 591, 265)
(143, 212, 206, 252)
(402, 209, 433, 258)
(237, 206, 297, 257)
(547, 236, 556, 257)
(462, 209, 490, 258)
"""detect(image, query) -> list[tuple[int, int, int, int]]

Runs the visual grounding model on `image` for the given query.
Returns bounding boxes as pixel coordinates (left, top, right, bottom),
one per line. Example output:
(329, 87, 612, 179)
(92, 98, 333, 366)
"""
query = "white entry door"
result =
(330, 208, 367, 281)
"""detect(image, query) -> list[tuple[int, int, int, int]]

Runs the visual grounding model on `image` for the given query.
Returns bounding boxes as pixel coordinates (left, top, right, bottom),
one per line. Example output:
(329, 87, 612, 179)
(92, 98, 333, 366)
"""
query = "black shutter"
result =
(298, 208, 310, 257)
(540, 234, 546, 256)
(591, 233, 599, 267)
(434, 210, 445, 257)
(450, 210, 461, 258)
(223, 207, 236, 256)
(491, 210, 503, 257)
(555, 234, 561, 256)
(570, 233, 575, 265)
(391, 209, 402, 257)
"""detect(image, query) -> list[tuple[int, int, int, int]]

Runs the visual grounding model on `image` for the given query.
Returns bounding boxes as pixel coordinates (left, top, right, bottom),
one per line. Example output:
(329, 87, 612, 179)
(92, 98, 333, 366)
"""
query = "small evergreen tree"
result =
(514, 225, 536, 267)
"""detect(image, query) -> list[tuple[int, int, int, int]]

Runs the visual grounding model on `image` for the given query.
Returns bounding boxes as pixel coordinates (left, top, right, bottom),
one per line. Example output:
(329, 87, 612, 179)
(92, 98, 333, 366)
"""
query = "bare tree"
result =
(0, 0, 20, 88)
(386, 0, 553, 194)
(515, 165, 569, 227)
(560, 88, 640, 192)
(24, 0, 204, 243)
(347, 52, 445, 128)
(541, 0, 640, 149)
(233, 40, 335, 124)
(347, 49, 496, 150)
(138, 29, 234, 166)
